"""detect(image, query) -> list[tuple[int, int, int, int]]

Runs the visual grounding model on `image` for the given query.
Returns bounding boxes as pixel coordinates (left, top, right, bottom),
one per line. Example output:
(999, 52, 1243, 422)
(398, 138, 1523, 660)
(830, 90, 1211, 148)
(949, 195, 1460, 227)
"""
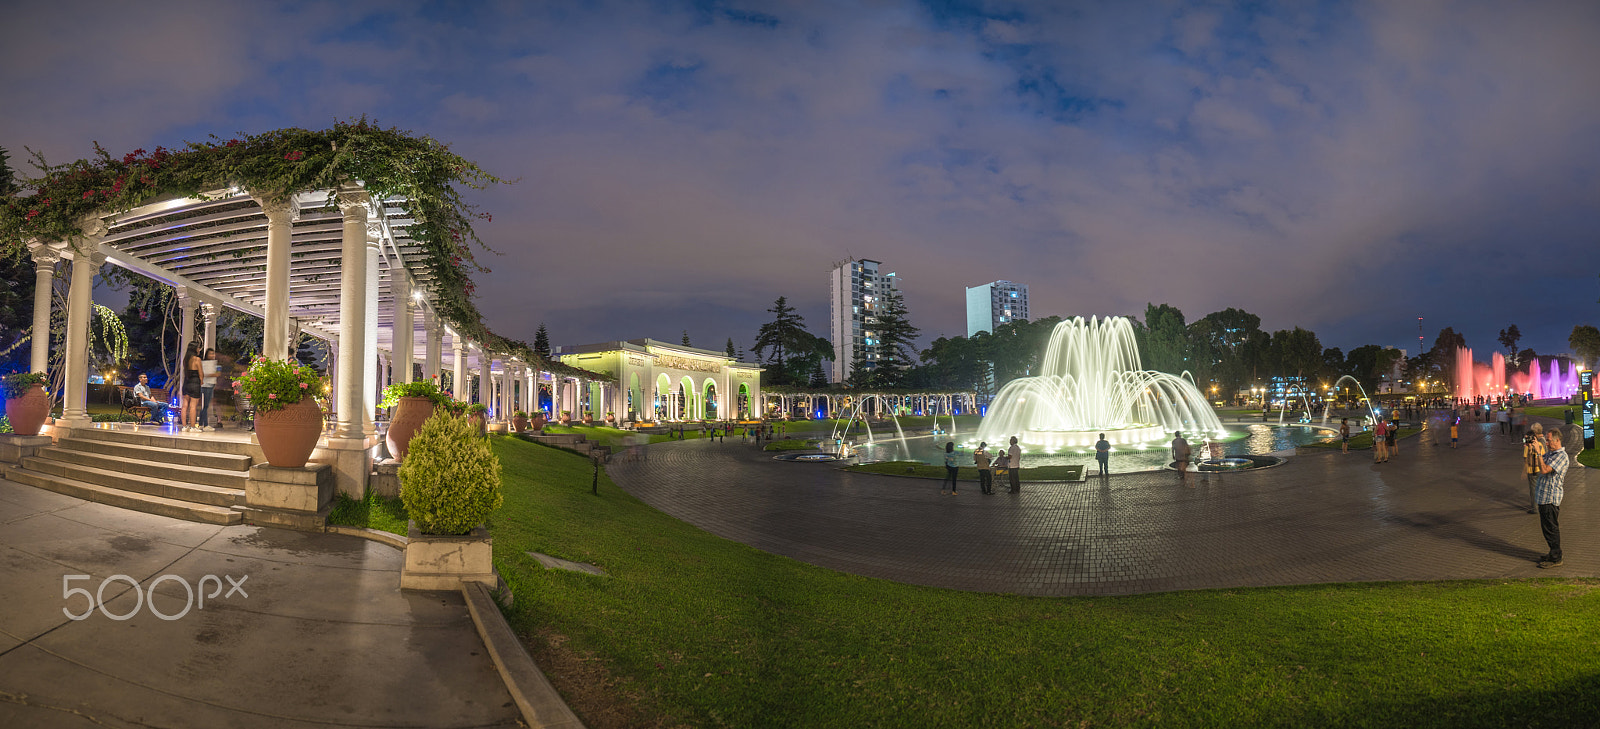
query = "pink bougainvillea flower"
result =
(268, 394, 277, 399)
(299, 383, 308, 388)
(283, 151, 305, 161)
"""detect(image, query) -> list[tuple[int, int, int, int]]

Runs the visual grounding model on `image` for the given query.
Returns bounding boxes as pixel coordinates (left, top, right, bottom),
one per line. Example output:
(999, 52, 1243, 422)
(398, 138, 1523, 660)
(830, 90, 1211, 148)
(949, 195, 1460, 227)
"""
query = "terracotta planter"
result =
(254, 398, 323, 468)
(467, 413, 487, 435)
(529, 415, 547, 431)
(512, 415, 529, 433)
(386, 396, 436, 461)
(4, 384, 51, 436)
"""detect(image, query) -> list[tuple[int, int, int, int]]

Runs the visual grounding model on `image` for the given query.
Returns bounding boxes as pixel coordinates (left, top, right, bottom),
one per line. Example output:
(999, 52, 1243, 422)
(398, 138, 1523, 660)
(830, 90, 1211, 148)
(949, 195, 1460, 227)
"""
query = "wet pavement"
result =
(0, 482, 520, 728)
(608, 418, 1593, 595)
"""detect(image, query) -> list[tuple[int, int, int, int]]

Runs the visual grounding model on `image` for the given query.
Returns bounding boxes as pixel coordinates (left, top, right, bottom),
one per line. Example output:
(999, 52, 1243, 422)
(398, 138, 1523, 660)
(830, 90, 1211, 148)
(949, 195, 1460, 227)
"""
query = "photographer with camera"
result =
(1521, 422, 1545, 515)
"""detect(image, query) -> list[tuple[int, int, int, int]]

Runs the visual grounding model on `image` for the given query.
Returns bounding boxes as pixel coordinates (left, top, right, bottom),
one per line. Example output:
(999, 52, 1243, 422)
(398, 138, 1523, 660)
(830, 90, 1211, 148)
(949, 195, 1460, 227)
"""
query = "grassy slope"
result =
(487, 437, 1600, 728)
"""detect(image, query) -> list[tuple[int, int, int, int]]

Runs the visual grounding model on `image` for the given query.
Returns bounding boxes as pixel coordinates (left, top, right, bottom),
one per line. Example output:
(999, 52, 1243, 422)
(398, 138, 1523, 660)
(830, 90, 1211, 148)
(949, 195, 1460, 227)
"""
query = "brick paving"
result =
(607, 419, 1593, 596)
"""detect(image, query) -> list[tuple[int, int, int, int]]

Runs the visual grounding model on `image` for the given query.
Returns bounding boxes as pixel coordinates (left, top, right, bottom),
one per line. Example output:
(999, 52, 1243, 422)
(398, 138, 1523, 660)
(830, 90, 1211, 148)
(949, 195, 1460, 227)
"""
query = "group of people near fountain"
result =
(940, 438, 1022, 495)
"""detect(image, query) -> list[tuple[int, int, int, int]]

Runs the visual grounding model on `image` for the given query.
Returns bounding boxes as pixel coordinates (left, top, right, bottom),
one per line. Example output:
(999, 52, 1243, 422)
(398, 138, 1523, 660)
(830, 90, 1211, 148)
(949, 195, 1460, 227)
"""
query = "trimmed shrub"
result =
(399, 411, 503, 535)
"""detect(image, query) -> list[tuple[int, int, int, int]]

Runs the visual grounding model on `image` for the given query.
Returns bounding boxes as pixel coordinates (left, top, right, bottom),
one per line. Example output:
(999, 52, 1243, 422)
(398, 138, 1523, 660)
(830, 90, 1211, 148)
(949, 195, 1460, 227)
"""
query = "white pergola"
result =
(23, 184, 551, 496)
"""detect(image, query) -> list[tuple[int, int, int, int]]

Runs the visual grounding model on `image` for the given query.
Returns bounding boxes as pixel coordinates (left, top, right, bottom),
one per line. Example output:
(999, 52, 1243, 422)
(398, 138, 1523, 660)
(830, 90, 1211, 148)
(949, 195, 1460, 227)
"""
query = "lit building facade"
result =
(828, 258, 899, 383)
(965, 280, 1029, 336)
(555, 339, 762, 422)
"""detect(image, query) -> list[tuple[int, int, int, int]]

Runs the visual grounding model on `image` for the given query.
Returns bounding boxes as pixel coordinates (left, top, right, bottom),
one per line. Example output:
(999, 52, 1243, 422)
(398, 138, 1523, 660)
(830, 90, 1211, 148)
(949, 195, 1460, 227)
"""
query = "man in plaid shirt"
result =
(1534, 429, 1570, 568)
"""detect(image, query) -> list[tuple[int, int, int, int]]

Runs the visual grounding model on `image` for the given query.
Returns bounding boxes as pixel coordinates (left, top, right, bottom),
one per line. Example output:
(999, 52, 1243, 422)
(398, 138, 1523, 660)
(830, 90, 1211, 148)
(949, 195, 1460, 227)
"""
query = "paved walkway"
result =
(0, 482, 520, 729)
(608, 419, 1593, 595)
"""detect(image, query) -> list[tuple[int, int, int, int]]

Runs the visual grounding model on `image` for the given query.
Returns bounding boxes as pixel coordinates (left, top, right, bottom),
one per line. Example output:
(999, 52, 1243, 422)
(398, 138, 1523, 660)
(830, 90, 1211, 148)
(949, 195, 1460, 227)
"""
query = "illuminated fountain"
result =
(975, 316, 1226, 448)
(1455, 347, 1579, 400)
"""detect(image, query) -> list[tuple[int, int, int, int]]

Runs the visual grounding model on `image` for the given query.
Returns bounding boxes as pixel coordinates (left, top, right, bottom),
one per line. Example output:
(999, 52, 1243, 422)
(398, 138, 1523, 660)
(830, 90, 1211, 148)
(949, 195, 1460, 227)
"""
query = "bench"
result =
(122, 387, 170, 424)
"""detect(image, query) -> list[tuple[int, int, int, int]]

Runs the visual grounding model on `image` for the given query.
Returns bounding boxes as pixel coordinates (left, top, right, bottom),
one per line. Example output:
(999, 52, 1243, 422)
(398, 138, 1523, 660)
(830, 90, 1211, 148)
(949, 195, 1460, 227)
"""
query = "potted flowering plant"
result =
(560, 409, 572, 425)
(237, 357, 325, 468)
(464, 402, 488, 435)
(2, 372, 52, 436)
(381, 378, 450, 461)
(511, 410, 529, 433)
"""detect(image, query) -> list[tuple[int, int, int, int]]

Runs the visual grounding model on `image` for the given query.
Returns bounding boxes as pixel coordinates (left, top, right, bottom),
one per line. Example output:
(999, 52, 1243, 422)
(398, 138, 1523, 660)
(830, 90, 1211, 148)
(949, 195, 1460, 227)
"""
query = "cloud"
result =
(4, 0, 1599, 359)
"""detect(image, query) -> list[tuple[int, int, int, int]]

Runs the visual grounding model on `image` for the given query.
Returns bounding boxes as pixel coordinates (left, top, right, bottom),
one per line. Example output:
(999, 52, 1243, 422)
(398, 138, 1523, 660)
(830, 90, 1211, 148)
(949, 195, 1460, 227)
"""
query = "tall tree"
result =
(681, 330, 691, 346)
(1430, 327, 1468, 386)
(725, 338, 736, 359)
(1569, 324, 1600, 371)
(0, 146, 18, 197)
(809, 360, 828, 388)
(870, 287, 919, 385)
(1137, 303, 1188, 375)
(752, 296, 815, 385)
(1498, 325, 1522, 366)
(532, 323, 550, 358)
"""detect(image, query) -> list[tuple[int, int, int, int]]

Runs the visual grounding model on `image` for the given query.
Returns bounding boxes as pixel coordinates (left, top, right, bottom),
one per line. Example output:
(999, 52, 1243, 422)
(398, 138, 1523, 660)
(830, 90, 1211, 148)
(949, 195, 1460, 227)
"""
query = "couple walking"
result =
(942, 437, 1021, 495)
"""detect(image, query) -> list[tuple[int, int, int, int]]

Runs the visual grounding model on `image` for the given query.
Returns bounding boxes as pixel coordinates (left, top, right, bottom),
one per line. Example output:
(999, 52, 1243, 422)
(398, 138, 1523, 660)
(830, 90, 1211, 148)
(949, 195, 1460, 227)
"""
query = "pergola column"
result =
(452, 337, 466, 401)
(201, 303, 218, 351)
(362, 223, 381, 435)
(257, 195, 294, 361)
(423, 306, 440, 382)
(27, 241, 64, 375)
(176, 290, 196, 401)
(334, 189, 369, 440)
(59, 225, 107, 429)
(500, 360, 512, 420)
(394, 272, 414, 384)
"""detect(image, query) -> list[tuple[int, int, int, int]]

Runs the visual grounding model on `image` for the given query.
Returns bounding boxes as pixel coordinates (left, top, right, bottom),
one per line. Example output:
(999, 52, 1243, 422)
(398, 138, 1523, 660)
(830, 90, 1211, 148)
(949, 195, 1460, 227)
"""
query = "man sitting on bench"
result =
(132, 373, 169, 423)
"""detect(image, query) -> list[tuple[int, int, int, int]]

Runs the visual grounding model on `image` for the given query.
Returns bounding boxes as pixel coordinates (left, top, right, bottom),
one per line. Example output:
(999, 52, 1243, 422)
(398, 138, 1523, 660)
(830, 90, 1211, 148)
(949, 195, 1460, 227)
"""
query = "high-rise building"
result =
(828, 258, 899, 383)
(965, 280, 1029, 337)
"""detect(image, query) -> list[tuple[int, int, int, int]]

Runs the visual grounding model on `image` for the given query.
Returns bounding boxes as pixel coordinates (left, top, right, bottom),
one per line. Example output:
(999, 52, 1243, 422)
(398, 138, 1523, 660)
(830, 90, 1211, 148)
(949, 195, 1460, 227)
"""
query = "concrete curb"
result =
(326, 524, 408, 550)
(462, 581, 586, 729)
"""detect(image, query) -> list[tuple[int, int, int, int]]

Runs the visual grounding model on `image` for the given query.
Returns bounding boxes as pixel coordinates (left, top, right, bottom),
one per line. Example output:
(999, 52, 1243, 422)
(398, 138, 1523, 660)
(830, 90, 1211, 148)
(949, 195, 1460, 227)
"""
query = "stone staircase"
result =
(0, 429, 253, 525)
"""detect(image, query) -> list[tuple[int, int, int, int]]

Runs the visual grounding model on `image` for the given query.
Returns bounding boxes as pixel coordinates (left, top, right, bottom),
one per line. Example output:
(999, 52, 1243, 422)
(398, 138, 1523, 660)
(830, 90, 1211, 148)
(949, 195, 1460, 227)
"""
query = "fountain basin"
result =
(1022, 424, 1182, 448)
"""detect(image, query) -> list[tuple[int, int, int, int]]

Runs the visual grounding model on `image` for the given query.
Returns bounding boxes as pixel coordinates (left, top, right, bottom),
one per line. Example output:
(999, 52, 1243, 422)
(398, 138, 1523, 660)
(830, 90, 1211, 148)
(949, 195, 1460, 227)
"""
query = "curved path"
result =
(608, 420, 1594, 596)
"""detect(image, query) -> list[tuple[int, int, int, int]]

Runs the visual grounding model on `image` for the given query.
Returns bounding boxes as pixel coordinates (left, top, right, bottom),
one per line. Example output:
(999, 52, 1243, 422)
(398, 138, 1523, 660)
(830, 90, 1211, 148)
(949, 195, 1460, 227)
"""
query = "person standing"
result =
(1373, 418, 1389, 463)
(942, 442, 960, 495)
(1522, 422, 1546, 515)
(1534, 429, 1570, 568)
(1171, 432, 1191, 486)
(1449, 417, 1459, 449)
(1340, 418, 1351, 454)
(199, 348, 219, 432)
(1389, 417, 1401, 457)
(1095, 434, 1111, 476)
(181, 343, 203, 432)
(1007, 436, 1022, 493)
(973, 442, 993, 495)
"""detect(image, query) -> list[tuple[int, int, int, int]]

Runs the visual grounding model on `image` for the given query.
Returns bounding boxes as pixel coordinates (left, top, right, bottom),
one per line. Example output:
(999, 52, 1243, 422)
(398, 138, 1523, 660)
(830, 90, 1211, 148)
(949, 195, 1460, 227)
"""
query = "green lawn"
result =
(845, 460, 1086, 482)
(486, 437, 1600, 727)
(1524, 405, 1578, 420)
(762, 439, 817, 452)
(326, 491, 409, 536)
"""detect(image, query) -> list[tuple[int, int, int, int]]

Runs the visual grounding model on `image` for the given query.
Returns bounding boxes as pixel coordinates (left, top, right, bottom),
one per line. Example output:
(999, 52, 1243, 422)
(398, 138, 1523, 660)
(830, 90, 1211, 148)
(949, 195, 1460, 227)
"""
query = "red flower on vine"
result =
(82, 190, 95, 200)
(25, 210, 39, 220)
(284, 151, 305, 161)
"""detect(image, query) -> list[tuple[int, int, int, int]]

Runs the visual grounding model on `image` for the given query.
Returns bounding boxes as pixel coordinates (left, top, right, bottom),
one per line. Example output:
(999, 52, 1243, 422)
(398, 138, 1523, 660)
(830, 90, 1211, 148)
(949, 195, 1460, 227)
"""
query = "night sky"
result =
(4, 1, 1598, 359)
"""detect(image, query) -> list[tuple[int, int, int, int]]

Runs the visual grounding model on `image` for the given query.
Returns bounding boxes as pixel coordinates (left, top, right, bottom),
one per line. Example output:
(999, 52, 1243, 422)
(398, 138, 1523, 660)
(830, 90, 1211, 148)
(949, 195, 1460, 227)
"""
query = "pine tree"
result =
(533, 323, 551, 358)
(871, 287, 920, 383)
(682, 330, 692, 346)
(809, 360, 828, 387)
(0, 146, 18, 197)
(725, 337, 736, 359)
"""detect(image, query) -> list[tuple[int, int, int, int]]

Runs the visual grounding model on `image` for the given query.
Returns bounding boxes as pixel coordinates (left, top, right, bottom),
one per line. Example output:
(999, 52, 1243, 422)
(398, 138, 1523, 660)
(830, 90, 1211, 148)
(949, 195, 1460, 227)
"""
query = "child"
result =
(1449, 418, 1459, 449)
